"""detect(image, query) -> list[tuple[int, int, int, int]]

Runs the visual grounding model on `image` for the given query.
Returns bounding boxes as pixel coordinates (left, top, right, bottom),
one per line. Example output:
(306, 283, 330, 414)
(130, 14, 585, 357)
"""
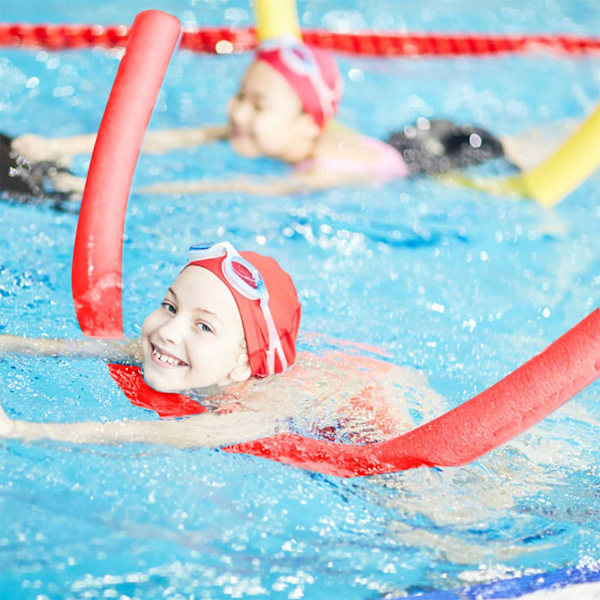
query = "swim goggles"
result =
(187, 241, 288, 375)
(259, 37, 341, 123)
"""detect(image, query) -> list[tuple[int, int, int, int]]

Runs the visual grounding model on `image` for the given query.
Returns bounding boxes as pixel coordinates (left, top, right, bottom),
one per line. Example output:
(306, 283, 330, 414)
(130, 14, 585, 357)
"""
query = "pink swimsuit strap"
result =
(295, 136, 409, 182)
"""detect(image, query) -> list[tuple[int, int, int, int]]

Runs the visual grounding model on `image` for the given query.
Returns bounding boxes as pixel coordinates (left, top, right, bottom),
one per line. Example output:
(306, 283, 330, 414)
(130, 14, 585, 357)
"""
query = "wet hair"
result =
(0, 132, 73, 208)
(386, 119, 505, 175)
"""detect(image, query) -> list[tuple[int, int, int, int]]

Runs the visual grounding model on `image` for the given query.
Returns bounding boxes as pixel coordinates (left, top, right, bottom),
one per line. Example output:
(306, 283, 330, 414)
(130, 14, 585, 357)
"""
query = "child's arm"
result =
(139, 168, 374, 197)
(0, 335, 142, 362)
(11, 125, 229, 166)
(0, 403, 281, 448)
(141, 125, 230, 154)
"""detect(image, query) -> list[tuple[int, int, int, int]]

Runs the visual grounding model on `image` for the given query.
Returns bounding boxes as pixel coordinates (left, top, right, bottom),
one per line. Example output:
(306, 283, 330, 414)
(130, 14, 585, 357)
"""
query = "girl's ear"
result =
(298, 112, 321, 140)
(228, 364, 252, 383)
(228, 347, 251, 383)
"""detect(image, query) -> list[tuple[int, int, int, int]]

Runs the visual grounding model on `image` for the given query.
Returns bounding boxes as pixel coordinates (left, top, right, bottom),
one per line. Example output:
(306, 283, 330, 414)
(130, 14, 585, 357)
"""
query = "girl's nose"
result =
(157, 315, 184, 345)
(229, 97, 252, 127)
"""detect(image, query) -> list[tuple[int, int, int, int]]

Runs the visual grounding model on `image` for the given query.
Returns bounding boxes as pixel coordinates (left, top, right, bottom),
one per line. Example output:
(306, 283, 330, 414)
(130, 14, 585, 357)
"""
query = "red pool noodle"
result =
(72, 10, 181, 338)
(70, 11, 600, 477)
(225, 309, 600, 477)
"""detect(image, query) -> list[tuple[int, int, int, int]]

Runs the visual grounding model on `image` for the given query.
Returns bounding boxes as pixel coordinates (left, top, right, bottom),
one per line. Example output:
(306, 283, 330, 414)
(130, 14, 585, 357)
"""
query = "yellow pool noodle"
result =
(438, 103, 600, 207)
(520, 103, 600, 206)
(254, 0, 302, 43)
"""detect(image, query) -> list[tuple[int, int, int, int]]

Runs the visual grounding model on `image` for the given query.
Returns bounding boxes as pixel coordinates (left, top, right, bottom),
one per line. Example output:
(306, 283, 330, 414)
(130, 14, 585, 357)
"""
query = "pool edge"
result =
(396, 561, 600, 599)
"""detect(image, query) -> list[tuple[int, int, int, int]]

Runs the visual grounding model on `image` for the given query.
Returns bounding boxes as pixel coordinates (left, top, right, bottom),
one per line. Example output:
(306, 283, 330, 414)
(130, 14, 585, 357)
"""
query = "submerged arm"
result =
(0, 404, 282, 449)
(139, 168, 374, 197)
(142, 125, 230, 154)
(0, 335, 141, 361)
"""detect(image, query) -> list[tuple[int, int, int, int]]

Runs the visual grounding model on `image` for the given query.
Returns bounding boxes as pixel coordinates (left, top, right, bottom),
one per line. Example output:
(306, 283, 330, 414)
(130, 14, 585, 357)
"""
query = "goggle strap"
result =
(261, 298, 288, 375)
(271, 40, 337, 122)
(258, 35, 299, 52)
(188, 241, 235, 263)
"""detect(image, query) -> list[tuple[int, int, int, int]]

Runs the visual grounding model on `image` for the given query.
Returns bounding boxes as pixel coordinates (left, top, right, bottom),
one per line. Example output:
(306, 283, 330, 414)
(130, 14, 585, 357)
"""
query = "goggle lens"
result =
(231, 260, 259, 290)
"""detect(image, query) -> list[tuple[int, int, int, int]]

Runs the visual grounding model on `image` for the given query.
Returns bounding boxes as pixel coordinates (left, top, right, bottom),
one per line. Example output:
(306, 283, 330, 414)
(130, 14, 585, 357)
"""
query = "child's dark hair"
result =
(386, 118, 505, 175)
(0, 132, 73, 207)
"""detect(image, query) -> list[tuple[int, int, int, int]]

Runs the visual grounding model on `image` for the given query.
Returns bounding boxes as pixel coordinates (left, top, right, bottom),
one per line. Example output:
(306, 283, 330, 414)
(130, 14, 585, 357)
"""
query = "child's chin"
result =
(142, 368, 178, 393)
(231, 138, 260, 158)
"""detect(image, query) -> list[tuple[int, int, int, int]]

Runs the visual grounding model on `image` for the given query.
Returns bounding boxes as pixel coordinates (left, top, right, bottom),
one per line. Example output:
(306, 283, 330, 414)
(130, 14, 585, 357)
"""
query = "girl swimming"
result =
(3, 39, 573, 201)
(0, 242, 439, 447)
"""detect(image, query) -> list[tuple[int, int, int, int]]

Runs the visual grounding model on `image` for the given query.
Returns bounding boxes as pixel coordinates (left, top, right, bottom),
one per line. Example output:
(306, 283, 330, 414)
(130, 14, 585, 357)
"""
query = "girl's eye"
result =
(196, 322, 214, 334)
(161, 301, 176, 314)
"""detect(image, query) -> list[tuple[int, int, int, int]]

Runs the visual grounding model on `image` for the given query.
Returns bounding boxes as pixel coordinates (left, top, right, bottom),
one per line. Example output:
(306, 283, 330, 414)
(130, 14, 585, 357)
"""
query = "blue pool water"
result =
(1, 1, 600, 598)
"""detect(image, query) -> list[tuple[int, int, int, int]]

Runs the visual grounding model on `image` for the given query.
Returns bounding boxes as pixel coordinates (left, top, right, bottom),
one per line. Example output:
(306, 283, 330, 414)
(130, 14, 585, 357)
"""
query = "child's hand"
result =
(11, 134, 71, 168)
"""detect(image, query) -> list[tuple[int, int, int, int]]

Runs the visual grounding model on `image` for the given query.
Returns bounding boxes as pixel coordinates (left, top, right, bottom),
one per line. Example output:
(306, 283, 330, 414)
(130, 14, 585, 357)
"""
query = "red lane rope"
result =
(1, 23, 599, 56)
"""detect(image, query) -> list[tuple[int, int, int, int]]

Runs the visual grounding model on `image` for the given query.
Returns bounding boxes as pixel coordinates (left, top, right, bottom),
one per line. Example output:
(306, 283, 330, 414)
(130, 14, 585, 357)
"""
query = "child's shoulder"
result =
(248, 349, 443, 442)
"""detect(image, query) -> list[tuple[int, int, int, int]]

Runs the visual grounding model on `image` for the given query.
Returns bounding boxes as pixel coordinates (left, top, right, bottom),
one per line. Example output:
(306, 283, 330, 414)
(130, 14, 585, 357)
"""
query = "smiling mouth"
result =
(150, 343, 188, 368)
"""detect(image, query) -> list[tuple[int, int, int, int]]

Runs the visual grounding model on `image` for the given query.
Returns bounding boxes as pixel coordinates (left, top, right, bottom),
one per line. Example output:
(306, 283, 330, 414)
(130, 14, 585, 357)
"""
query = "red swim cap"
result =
(256, 40, 343, 128)
(187, 251, 301, 378)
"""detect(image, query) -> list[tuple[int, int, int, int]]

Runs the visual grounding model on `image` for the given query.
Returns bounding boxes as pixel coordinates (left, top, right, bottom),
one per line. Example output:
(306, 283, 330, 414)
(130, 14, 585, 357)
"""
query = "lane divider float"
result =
(1, 22, 599, 56)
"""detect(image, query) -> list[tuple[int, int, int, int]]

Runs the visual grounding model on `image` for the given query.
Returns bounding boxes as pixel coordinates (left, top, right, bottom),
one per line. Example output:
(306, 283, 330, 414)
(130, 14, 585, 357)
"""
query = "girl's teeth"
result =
(153, 347, 183, 366)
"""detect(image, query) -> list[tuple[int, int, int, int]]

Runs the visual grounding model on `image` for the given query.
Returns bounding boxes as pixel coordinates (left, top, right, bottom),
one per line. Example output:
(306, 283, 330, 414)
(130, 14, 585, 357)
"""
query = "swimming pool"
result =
(1, 1, 600, 598)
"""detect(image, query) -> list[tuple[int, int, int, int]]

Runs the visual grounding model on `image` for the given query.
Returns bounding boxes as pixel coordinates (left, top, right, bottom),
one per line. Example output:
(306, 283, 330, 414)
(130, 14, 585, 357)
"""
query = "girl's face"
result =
(141, 267, 250, 393)
(227, 60, 320, 162)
